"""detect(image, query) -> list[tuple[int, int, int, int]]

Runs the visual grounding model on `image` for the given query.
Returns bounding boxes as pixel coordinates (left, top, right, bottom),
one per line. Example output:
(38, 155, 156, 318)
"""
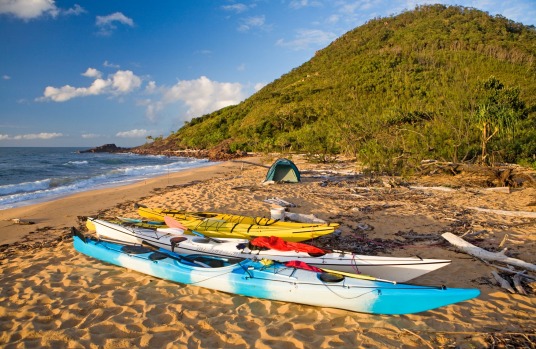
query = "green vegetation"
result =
(146, 5, 536, 173)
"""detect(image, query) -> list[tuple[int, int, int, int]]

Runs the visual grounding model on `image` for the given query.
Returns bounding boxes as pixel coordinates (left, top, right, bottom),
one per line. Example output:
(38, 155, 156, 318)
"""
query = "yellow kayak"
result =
(136, 204, 340, 229)
(87, 215, 336, 242)
(162, 215, 337, 242)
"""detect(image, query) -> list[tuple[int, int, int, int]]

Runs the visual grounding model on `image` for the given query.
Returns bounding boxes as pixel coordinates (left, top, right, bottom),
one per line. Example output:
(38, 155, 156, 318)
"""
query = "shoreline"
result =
(0, 159, 256, 246)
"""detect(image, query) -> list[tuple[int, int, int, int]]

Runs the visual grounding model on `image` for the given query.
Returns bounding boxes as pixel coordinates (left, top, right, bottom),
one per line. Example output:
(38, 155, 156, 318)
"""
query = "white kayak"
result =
(88, 217, 451, 282)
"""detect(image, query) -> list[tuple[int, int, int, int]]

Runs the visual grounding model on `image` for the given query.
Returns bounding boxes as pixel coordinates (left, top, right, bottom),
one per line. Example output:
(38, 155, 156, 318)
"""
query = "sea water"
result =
(0, 147, 212, 210)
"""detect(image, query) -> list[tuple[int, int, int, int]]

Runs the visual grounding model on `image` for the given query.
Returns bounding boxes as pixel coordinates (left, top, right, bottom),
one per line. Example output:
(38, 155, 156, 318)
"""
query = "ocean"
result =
(0, 147, 212, 210)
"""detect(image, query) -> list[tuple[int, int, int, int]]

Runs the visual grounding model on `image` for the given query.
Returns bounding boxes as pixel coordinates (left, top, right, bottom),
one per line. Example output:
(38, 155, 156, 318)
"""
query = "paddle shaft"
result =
(320, 267, 397, 284)
(141, 240, 211, 267)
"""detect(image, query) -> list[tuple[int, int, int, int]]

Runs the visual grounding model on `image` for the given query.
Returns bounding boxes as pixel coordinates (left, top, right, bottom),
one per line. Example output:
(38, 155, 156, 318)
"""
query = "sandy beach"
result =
(1, 155, 535, 348)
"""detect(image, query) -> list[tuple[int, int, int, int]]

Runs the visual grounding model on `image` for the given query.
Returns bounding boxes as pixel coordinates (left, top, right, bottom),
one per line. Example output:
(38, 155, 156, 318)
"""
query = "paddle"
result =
(140, 240, 212, 268)
(319, 267, 397, 284)
(117, 217, 165, 225)
(163, 216, 227, 243)
(285, 259, 398, 284)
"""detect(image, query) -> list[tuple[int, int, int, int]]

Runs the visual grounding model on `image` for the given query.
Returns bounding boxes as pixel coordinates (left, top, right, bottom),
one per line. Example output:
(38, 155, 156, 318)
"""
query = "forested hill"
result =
(136, 4, 536, 172)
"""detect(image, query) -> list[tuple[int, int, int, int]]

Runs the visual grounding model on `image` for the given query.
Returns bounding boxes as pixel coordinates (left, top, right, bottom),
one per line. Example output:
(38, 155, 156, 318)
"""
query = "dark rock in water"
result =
(78, 144, 130, 153)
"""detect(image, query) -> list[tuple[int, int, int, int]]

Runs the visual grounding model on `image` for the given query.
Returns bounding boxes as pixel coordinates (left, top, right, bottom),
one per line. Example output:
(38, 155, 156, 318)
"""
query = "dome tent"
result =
(264, 158, 301, 183)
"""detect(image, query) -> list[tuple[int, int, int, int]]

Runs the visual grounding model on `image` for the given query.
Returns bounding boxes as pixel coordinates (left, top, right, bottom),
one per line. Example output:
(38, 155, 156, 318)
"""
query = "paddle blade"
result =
(164, 216, 189, 230)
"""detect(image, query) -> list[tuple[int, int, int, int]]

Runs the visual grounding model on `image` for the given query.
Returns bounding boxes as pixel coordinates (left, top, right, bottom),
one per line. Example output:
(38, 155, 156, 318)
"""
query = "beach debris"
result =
(491, 271, 516, 293)
(512, 273, 528, 295)
(467, 207, 536, 218)
(284, 212, 326, 224)
(409, 186, 457, 192)
(11, 218, 35, 225)
(483, 262, 536, 282)
(443, 232, 536, 294)
(356, 222, 373, 231)
(480, 186, 511, 194)
(442, 232, 536, 272)
(498, 234, 510, 248)
(396, 230, 443, 243)
(401, 329, 435, 349)
(354, 203, 403, 213)
(264, 197, 296, 207)
(460, 229, 488, 238)
(231, 185, 257, 191)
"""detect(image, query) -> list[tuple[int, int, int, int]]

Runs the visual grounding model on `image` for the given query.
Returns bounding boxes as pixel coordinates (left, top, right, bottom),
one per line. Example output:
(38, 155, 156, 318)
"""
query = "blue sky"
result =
(1, 0, 535, 147)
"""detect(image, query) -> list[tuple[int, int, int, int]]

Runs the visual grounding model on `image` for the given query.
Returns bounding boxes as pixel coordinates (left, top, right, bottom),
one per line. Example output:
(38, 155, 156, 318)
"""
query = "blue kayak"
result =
(72, 230, 479, 315)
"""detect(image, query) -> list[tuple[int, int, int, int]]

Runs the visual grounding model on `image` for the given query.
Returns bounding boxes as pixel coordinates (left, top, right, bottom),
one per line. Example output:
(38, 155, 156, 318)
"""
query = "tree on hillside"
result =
(473, 76, 526, 164)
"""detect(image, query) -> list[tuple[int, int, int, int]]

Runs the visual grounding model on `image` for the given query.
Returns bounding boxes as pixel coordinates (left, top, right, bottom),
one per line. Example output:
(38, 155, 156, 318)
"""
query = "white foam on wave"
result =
(64, 160, 89, 166)
(0, 179, 52, 196)
(0, 157, 212, 210)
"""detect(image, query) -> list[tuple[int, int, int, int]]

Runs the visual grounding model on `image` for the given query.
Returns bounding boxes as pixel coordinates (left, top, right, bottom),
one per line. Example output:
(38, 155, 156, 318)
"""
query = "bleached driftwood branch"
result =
(480, 187, 511, 194)
(409, 186, 510, 194)
(441, 232, 536, 272)
(409, 186, 456, 192)
(467, 207, 536, 218)
(491, 271, 515, 293)
(513, 273, 528, 295)
(285, 212, 326, 224)
(484, 263, 536, 281)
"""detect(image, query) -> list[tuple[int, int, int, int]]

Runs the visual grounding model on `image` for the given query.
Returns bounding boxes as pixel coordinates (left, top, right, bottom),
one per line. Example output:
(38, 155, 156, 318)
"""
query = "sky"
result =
(1, 0, 535, 147)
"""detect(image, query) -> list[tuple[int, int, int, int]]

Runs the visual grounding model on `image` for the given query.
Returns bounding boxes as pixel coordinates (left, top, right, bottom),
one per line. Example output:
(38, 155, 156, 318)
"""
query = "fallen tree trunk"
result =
(442, 232, 536, 272)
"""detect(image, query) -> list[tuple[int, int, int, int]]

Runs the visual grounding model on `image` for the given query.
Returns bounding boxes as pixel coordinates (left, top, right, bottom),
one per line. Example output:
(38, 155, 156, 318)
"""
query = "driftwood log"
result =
(441, 233, 536, 272)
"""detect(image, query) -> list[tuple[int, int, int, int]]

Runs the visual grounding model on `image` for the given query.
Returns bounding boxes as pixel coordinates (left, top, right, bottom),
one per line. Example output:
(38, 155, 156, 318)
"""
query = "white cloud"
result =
(2, 132, 63, 140)
(145, 81, 157, 94)
(38, 69, 142, 102)
(116, 129, 148, 138)
(138, 98, 163, 122)
(81, 133, 100, 139)
(221, 3, 249, 13)
(82, 68, 102, 79)
(0, 0, 84, 19)
(254, 82, 266, 91)
(0, 0, 58, 19)
(163, 76, 244, 117)
(96, 12, 134, 35)
(238, 15, 272, 32)
(326, 14, 339, 24)
(276, 29, 337, 50)
(289, 0, 322, 9)
(2, 75, 10, 80)
(143, 76, 245, 121)
(63, 4, 85, 16)
(103, 60, 120, 68)
(111, 70, 140, 93)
